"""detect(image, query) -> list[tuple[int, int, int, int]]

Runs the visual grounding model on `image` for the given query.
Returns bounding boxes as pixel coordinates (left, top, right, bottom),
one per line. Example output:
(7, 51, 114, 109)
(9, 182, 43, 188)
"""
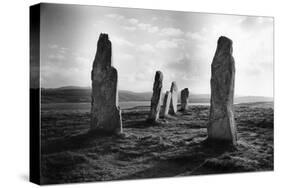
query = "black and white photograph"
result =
(29, 2, 274, 185)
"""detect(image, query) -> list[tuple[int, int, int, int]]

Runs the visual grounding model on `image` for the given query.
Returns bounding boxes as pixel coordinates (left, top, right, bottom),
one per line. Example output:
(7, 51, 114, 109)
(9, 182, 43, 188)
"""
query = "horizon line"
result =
(39, 85, 274, 98)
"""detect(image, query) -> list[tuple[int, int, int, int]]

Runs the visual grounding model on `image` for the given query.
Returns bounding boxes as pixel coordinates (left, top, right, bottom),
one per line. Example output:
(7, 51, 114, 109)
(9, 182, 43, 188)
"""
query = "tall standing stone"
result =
(90, 33, 122, 134)
(161, 91, 171, 117)
(208, 36, 237, 145)
(169, 81, 178, 115)
(181, 88, 189, 111)
(148, 71, 163, 122)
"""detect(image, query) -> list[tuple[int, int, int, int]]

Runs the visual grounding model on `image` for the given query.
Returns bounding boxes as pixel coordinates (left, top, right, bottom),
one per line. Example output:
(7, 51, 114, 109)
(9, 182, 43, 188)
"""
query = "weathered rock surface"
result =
(169, 81, 178, 115)
(181, 88, 189, 111)
(161, 91, 171, 117)
(148, 71, 163, 122)
(90, 33, 122, 134)
(208, 36, 237, 145)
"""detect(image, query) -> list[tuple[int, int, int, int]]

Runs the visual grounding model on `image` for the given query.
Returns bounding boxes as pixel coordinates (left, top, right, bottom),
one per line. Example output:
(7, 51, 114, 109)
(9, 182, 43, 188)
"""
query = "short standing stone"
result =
(181, 88, 189, 111)
(148, 71, 163, 122)
(208, 36, 237, 145)
(90, 33, 122, 134)
(161, 91, 171, 117)
(169, 81, 178, 115)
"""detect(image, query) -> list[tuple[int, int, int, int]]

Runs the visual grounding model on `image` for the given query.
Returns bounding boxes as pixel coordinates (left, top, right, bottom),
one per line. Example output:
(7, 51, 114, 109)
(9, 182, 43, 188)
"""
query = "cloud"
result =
(105, 14, 124, 20)
(110, 36, 135, 47)
(185, 32, 204, 41)
(48, 44, 59, 49)
(138, 44, 156, 52)
(127, 17, 159, 33)
(160, 27, 184, 37)
(115, 53, 134, 61)
(48, 53, 65, 61)
(138, 23, 150, 30)
(122, 26, 137, 31)
(128, 18, 139, 24)
(238, 16, 273, 31)
(105, 14, 183, 37)
(151, 17, 158, 22)
(127, 19, 159, 33)
(166, 53, 195, 73)
(147, 26, 159, 33)
(106, 14, 159, 34)
(75, 56, 90, 65)
(45, 45, 69, 62)
(42, 9, 273, 96)
(135, 23, 159, 33)
(41, 43, 93, 88)
(155, 40, 179, 49)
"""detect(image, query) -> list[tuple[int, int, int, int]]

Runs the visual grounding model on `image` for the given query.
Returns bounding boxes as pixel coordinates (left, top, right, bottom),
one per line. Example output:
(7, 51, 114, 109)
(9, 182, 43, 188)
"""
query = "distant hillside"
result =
(119, 90, 151, 101)
(40, 87, 273, 104)
(41, 88, 91, 103)
(234, 96, 273, 104)
(188, 94, 273, 104)
(54, 86, 90, 90)
(41, 88, 152, 103)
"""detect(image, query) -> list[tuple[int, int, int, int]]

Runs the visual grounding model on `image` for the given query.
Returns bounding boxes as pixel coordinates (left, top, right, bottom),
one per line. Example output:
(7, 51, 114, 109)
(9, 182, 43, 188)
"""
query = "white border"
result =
(0, 0, 279, 187)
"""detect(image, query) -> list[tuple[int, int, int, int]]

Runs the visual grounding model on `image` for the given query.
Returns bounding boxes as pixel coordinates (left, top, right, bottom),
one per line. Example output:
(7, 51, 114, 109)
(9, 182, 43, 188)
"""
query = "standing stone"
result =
(161, 91, 171, 117)
(169, 81, 178, 115)
(181, 88, 189, 111)
(208, 36, 237, 145)
(148, 71, 163, 122)
(90, 33, 122, 134)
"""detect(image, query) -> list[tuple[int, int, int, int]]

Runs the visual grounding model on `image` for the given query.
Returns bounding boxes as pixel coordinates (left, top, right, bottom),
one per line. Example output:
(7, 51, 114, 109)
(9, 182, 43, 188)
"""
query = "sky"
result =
(39, 3, 274, 97)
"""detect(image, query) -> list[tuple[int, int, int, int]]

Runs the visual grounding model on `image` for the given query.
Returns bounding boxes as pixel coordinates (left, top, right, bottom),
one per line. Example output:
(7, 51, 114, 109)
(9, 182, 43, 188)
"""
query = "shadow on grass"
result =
(124, 119, 164, 128)
(42, 118, 166, 155)
(118, 139, 236, 180)
(42, 130, 118, 154)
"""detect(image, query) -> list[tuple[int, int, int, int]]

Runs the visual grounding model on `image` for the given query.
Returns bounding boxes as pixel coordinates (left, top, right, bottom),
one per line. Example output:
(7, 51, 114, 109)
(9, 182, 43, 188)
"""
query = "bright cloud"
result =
(138, 44, 156, 52)
(160, 27, 184, 37)
(128, 18, 139, 24)
(105, 14, 124, 20)
(155, 40, 179, 49)
(110, 36, 135, 47)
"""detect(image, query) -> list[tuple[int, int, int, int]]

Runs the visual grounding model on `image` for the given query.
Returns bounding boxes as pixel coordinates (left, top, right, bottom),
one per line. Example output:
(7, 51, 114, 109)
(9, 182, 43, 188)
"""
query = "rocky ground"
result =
(40, 102, 273, 184)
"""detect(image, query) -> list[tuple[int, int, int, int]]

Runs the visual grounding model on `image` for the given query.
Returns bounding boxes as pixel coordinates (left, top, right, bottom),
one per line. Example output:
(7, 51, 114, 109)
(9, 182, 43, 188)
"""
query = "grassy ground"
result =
(40, 102, 273, 184)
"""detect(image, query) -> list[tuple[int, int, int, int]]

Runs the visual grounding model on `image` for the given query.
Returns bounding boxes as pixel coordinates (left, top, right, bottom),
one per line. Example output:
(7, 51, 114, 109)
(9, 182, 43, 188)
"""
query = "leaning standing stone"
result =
(148, 71, 163, 122)
(208, 36, 237, 145)
(181, 88, 189, 111)
(161, 91, 171, 117)
(169, 81, 178, 115)
(90, 33, 122, 134)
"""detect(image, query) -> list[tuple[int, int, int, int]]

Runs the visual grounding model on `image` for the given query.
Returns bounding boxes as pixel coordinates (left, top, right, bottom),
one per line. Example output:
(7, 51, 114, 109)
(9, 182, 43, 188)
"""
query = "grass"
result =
(40, 102, 273, 184)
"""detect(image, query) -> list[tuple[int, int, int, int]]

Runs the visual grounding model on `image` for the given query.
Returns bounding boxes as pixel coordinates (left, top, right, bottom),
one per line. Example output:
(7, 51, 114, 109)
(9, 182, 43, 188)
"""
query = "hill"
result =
(40, 87, 273, 104)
